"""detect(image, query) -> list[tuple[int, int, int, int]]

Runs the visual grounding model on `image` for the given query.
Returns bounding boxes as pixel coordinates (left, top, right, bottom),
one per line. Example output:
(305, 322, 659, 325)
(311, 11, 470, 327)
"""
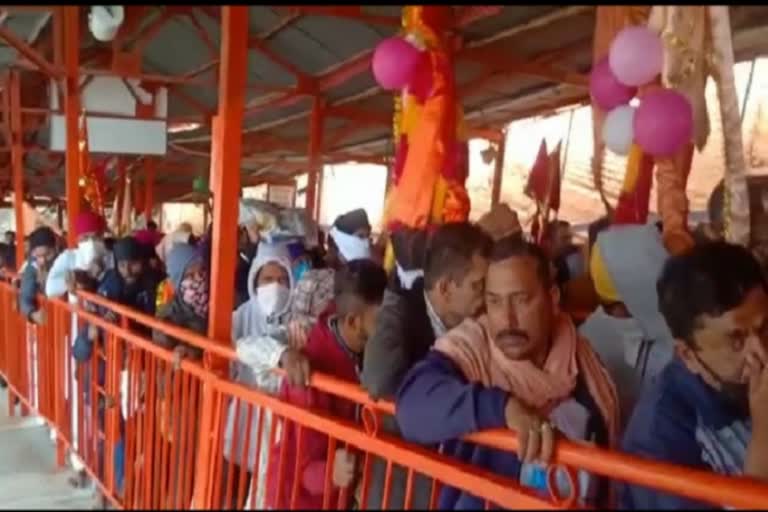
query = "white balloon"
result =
(602, 105, 636, 156)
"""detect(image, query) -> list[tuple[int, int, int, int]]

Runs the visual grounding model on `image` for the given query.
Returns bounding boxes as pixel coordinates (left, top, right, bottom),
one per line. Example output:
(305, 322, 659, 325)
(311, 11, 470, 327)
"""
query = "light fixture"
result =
(89, 6, 125, 42)
(481, 142, 497, 165)
(167, 122, 202, 134)
(629, 97, 640, 108)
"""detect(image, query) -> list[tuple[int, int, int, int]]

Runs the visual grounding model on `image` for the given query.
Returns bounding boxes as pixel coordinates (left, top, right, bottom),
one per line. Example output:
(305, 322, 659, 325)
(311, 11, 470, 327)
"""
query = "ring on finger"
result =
(540, 421, 553, 433)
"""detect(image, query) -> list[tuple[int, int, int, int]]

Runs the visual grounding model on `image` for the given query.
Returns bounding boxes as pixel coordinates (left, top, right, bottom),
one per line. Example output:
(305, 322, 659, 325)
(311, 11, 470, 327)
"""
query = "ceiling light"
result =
(89, 6, 124, 42)
(168, 122, 202, 134)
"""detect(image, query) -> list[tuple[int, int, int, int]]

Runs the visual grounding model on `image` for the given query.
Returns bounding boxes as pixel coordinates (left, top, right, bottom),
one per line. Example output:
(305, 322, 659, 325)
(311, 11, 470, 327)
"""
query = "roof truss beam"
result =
(0, 10, 62, 79)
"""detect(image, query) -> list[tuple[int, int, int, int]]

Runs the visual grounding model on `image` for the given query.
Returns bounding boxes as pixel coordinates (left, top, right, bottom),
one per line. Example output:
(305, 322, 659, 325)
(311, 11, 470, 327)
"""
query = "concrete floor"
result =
(0, 390, 96, 510)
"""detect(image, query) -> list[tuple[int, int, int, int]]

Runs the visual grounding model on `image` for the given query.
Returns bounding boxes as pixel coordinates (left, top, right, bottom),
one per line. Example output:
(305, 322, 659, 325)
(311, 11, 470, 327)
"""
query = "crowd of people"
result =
(1, 199, 767, 510)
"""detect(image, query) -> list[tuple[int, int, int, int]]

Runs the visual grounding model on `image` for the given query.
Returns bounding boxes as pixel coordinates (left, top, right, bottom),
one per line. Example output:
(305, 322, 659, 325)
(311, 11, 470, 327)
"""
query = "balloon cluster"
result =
(372, 36, 431, 98)
(590, 26, 693, 158)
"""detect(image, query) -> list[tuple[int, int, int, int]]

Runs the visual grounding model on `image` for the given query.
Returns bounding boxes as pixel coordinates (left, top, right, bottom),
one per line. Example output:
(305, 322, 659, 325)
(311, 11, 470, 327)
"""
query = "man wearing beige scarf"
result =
(396, 238, 620, 508)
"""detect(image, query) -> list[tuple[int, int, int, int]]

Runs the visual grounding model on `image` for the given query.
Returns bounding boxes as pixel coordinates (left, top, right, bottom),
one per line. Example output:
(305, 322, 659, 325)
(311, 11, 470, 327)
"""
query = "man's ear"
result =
(436, 275, 450, 299)
(675, 340, 704, 377)
(342, 312, 361, 332)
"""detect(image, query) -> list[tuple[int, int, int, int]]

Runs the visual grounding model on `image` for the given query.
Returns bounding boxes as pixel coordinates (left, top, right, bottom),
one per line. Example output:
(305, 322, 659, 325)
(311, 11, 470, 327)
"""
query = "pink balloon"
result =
(372, 37, 422, 91)
(590, 57, 637, 111)
(634, 89, 693, 157)
(609, 26, 663, 87)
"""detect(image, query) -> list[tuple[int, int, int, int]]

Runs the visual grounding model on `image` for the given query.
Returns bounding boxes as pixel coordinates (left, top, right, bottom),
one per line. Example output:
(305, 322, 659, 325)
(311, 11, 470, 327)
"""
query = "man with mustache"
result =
(396, 237, 619, 508)
(622, 242, 768, 509)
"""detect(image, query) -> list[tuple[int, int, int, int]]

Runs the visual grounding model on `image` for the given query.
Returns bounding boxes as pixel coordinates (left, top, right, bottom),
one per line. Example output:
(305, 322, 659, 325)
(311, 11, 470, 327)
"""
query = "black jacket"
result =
(360, 277, 435, 509)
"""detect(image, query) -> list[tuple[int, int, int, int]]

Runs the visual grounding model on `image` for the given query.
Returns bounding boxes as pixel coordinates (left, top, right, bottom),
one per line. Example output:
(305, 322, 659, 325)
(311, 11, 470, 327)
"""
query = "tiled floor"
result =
(0, 390, 96, 510)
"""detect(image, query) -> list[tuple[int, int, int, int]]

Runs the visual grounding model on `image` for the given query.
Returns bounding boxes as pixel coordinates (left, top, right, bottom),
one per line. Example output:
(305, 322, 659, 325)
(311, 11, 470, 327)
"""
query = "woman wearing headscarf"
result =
(580, 223, 675, 426)
(220, 241, 307, 509)
(151, 242, 209, 508)
(154, 223, 194, 312)
(152, 242, 208, 360)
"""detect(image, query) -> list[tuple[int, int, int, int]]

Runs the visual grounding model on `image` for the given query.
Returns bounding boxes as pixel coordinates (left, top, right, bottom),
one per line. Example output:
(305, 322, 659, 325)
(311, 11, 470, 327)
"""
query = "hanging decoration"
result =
(78, 110, 106, 218)
(589, 57, 637, 111)
(588, 7, 703, 236)
(590, 26, 694, 160)
(590, 6, 651, 216)
(613, 144, 655, 224)
(375, 6, 469, 272)
(645, 6, 749, 250)
(602, 105, 636, 156)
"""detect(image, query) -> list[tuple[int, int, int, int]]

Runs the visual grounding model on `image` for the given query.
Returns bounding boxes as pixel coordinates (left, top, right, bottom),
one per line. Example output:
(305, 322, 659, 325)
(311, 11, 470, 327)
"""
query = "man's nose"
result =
(504, 303, 519, 328)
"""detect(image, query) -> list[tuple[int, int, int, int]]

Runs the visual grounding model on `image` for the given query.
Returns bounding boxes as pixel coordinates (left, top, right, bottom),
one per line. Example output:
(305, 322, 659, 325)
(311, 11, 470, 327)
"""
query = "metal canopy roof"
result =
(1, 5, 768, 202)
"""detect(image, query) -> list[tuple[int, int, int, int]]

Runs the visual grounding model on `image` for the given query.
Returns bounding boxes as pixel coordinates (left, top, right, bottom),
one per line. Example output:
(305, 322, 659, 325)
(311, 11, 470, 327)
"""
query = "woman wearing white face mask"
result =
(221, 241, 311, 509)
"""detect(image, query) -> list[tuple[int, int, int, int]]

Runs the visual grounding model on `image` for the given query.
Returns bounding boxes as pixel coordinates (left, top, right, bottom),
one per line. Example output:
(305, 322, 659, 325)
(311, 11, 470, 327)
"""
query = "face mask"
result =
(293, 261, 310, 283)
(694, 352, 750, 417)
(719, 381, 750, 417)
(256, 282, 290, 317)
(330, 227, 371, 262)
(75, 239, 106, 270)
(180, 274, 210, 318)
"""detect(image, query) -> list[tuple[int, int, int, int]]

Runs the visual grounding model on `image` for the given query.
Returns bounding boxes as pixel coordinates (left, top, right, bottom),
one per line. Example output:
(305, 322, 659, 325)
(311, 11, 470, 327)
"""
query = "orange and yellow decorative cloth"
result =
(383, 6, 470, 271)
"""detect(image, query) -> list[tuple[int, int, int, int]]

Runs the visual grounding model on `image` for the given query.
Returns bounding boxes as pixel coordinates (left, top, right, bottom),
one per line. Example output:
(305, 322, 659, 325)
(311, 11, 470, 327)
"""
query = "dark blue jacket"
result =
(18, 262, 41, 320)
(621, 358, 751, 509)
(395, 350, 609, 509)
(73, 269, 155, 362)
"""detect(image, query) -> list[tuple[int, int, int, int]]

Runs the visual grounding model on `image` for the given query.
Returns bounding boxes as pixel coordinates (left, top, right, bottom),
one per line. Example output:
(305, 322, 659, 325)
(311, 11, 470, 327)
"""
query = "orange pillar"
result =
(63, 6, 80, 247)
(144, 158, 155, 223)
(8, 71, 25, 269)
(305, 97, 324, 219)
(206, 6, 248, 352)
(490, 132, 507, 207)
(193, 9, 248, 509)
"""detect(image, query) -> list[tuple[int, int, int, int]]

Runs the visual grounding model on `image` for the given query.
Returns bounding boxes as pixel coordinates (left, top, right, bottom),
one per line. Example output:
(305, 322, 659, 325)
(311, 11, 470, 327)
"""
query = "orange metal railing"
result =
(0, 279, 767, 510)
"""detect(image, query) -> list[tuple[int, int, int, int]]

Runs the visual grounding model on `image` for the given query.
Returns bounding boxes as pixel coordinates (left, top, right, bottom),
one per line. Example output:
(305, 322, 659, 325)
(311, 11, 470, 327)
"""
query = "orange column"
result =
(194, 10, 249, 508)
(8, 71, 25, 269)
(305, 97, 324, 219)
(490, 132, 507, 207)
(63, 6, 80, 247)
(206, 6, 248, 352)
(144, 157, 155, 223)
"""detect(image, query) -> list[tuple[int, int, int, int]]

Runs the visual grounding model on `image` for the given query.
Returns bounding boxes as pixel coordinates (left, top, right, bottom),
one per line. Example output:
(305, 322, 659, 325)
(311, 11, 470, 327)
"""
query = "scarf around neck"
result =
(434, 313, 620, 446)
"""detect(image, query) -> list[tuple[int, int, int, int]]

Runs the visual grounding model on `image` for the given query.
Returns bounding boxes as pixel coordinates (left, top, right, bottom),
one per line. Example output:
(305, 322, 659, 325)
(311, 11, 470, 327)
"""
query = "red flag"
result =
(524, 139, 550, 204)
(546, 140, 562, 213)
